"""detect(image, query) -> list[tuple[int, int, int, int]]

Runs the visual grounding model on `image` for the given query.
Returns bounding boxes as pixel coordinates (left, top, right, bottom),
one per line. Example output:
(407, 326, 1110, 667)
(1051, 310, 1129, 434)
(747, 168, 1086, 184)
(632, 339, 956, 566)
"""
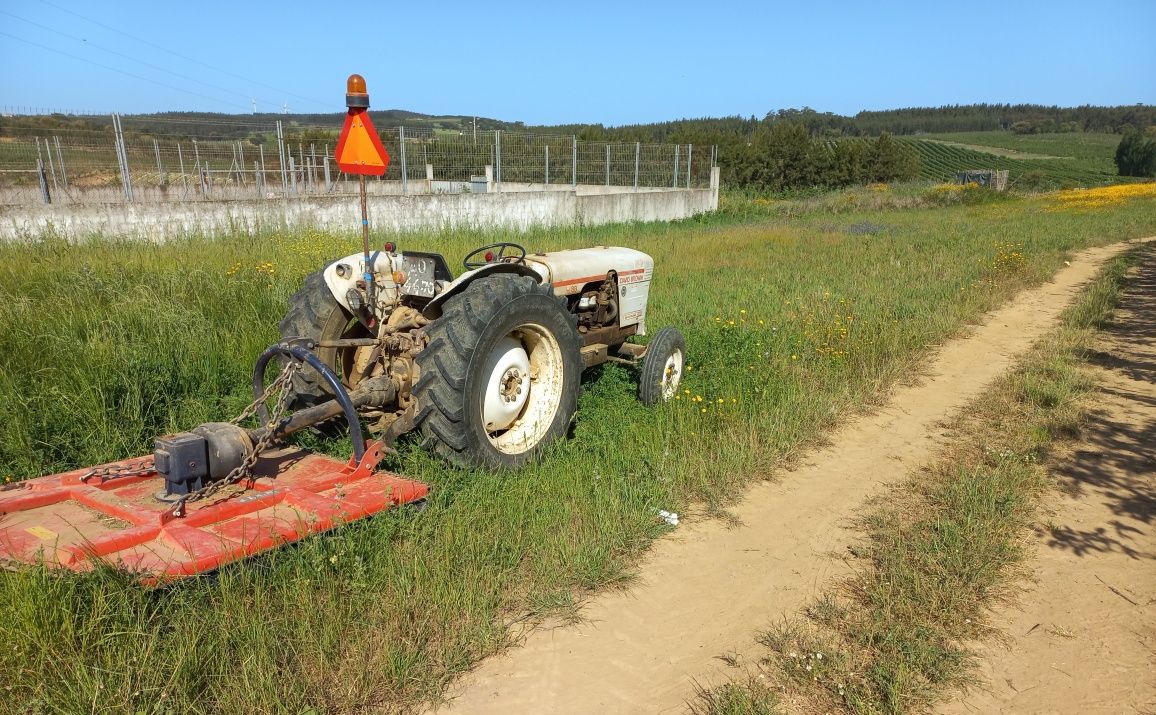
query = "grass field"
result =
(899, 131, 1123, 188)
(2, 183, 1155, 713)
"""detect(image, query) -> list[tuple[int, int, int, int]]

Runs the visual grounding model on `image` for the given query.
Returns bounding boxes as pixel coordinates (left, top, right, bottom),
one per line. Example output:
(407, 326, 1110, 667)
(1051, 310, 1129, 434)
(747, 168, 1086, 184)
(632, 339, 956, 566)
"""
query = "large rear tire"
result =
(413, 274, 581, 469)
(278, 269, 370, 410)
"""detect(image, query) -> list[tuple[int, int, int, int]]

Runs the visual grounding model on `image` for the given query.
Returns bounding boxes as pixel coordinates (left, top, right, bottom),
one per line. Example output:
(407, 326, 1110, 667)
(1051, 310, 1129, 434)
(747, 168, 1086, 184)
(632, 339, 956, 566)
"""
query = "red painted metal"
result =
(0, 440, 427, 584)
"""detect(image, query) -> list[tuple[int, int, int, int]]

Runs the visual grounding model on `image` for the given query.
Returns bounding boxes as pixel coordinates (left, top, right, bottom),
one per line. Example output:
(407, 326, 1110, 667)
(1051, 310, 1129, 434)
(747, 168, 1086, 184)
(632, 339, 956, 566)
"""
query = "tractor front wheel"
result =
(413, 274, 581, 469)
(638, 327, 686, 406)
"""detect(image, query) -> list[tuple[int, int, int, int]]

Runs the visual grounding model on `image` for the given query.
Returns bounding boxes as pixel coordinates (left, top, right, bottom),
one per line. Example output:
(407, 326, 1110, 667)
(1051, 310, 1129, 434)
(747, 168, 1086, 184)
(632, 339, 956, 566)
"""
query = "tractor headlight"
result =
(335, 263, 351, 278)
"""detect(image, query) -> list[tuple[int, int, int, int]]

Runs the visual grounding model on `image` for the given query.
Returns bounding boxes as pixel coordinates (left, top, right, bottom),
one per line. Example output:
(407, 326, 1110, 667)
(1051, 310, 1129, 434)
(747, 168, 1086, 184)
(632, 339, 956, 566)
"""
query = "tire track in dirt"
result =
(939, 242, 1156, 715)
(433, 237, 1154, 715)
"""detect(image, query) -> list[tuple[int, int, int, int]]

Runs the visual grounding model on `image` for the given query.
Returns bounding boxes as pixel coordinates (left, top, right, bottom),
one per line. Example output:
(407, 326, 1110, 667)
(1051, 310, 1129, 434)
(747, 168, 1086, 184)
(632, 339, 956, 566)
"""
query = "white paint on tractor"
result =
(527, 247, 654, 334)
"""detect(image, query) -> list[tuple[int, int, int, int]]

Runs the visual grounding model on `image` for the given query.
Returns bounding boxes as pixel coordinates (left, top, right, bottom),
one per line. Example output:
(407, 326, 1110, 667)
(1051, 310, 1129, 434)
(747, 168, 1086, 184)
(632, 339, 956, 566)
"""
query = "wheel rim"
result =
(661, 349, 683, 400)
(481, 323, 565, 455)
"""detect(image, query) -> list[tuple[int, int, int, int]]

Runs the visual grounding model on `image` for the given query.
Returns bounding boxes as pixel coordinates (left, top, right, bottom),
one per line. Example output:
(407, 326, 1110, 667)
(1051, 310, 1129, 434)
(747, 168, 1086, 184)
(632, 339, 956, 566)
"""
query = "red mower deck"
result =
(0, 441, 427, 584)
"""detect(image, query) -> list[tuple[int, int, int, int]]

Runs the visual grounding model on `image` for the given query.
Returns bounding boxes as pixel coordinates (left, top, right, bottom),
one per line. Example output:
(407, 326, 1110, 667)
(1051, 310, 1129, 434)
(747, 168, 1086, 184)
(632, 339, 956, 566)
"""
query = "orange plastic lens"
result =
(347, 74, 367, 95)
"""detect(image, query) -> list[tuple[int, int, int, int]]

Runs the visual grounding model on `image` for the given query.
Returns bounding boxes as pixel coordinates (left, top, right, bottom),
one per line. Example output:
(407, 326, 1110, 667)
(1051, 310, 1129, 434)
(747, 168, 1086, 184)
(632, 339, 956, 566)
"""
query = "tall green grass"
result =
(1, 188, 1155, 713)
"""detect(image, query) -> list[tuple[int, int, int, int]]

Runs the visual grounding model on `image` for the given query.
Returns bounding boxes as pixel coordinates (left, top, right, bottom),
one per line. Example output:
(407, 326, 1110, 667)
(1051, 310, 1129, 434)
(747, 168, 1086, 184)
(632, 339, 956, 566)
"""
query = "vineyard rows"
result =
(899, 139, 1117, 188)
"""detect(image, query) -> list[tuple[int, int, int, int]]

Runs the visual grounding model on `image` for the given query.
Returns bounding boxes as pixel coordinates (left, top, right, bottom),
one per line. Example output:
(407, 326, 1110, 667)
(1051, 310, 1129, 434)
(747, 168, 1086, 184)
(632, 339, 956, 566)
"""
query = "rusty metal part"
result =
(249, 375, 397, 445)
(580, 344, 609, 368)
(317, 337, 379, 348)
(378, 403, 417, 453)
(576, 323, 638, 348)
(382, 306, 430, 334)
(616, 342, 647, 360)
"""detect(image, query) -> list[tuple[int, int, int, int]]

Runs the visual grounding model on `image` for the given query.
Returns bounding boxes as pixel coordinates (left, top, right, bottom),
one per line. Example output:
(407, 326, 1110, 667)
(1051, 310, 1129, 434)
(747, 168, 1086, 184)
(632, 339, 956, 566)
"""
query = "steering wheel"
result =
(463, 242, 527, 270)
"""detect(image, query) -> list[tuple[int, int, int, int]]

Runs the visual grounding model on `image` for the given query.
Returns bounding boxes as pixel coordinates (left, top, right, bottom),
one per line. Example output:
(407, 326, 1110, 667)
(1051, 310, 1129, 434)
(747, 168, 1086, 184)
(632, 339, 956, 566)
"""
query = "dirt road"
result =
(434, 239, 1152, 715)
(939, 243, 1156, 715)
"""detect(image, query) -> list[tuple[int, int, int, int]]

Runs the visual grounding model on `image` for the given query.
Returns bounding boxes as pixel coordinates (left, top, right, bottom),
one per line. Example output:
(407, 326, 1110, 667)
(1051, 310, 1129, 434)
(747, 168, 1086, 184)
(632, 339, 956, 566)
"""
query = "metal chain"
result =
(168, 361, 302, 518)
(230, 359, 301, 426)
(78, 458, 156, 484)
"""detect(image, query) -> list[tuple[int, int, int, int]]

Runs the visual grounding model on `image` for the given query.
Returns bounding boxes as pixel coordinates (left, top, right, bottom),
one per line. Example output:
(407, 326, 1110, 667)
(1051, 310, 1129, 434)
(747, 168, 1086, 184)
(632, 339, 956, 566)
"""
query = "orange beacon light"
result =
(346, 74, 369, 109)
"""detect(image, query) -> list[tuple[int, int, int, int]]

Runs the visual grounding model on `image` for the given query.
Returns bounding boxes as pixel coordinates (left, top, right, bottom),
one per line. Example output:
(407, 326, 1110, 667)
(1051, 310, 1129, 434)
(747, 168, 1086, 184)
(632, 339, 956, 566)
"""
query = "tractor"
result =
(0, 241, 684, 580)
(279, 240, 687, 468)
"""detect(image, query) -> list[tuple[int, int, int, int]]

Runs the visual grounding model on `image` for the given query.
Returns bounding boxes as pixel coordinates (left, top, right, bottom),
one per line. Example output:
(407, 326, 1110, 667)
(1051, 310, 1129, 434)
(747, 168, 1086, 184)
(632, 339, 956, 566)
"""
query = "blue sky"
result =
(1, 0, 1153, 125)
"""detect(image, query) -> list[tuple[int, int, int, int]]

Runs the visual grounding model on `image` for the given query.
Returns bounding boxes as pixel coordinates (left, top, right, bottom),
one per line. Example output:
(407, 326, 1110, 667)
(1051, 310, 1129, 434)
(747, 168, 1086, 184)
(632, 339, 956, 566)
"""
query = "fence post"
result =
(310, 144, 318, 192)
(276, 120, 288, 197)
(112, 117, 123, 201)
(41, 138, 59, 195)
(177, 143, 188, 199)
(109, 119, 121, 197)
(53, 136, 68, 190)
(238, 142, 247, 186)
(571, 135, 577, 188)
(258, 144, 266, 197)
(36, 157, 51, 204)
(672, 144, 680, 188)
(112, 113, 134, 202)
(686, 144, 692, 189)
(230, 142, 239, 187)
(399, 126, 407, 195)
(322, 145, 332, 193)
(254, 160, 262, 197)
(121, 115, 135, 202)
(545, 144, 549, 186)
(289, 156, 297, 195)
(154, 139, 165, 185)
(203, 162, 211, 198)
(634, 142, 640, 190)
(193, 139, 204, 196)
(495, 130, 502, 193)
(605, 144, 610, 186)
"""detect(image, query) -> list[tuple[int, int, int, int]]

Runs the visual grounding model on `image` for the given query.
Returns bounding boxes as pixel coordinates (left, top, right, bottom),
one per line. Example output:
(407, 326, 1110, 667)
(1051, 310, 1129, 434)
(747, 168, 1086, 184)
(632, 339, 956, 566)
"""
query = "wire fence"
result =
(0, 114, 716, 206)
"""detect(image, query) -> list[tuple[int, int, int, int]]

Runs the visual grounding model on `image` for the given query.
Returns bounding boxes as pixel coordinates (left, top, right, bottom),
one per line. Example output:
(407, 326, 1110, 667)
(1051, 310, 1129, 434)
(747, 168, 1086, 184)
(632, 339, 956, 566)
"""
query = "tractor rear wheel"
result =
(414, 274, 581, 469)
(278, 269, 370, 410)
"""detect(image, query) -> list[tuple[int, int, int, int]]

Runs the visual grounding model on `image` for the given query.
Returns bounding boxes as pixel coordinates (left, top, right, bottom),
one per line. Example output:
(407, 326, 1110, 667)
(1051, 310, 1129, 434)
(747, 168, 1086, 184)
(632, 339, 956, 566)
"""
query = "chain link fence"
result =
(0, 114, 716, 206)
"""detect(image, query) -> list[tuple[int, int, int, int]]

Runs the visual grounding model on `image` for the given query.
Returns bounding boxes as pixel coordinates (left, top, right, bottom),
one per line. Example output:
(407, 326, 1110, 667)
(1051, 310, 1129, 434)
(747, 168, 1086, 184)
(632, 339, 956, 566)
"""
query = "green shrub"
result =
(1115, 132, 1156, 177)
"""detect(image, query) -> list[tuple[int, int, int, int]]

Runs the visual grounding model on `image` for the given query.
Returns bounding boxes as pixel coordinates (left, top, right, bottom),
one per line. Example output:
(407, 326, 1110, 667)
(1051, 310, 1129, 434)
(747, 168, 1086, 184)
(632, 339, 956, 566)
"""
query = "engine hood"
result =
(524, 246, 654, 296)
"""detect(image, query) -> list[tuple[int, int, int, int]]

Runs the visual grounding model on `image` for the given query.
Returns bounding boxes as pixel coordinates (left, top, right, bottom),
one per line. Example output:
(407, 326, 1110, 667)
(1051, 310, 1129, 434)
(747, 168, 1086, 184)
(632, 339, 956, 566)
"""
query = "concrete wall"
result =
(0, 169, 720, 241)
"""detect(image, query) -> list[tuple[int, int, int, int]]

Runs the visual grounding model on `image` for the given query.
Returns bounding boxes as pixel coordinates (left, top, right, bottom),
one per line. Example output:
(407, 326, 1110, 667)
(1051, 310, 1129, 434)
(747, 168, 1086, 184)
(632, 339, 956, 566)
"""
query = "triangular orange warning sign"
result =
(335, 109, 390, 176)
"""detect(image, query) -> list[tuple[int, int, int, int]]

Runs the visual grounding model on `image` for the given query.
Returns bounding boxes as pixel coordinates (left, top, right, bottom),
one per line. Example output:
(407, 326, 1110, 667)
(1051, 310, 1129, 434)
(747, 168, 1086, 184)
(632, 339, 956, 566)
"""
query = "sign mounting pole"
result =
(359, 173, 369, 270)
(334, 74, 391, 324)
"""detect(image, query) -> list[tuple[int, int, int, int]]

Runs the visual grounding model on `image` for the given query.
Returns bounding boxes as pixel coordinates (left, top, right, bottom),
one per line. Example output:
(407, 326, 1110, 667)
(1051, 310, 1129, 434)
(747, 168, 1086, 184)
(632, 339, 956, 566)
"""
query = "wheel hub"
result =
(499, 367, 524, 402)
(483, 337, 531, 431)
